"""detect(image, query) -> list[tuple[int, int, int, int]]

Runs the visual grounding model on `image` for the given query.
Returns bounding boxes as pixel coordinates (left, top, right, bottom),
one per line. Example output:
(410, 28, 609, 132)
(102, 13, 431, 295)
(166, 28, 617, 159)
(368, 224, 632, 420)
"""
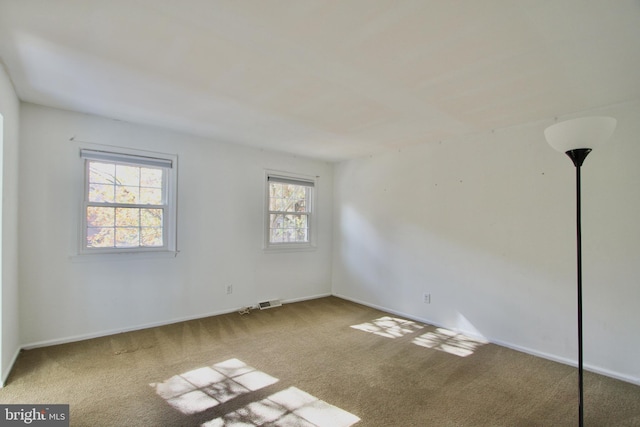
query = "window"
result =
(265, 172, 316, 250)
(80, 147, 177, 254)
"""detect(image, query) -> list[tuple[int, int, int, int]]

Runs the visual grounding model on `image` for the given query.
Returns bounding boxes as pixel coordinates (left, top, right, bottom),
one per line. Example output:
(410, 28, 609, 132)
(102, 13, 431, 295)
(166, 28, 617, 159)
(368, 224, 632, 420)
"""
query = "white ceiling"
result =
(1, 0, 639, 162)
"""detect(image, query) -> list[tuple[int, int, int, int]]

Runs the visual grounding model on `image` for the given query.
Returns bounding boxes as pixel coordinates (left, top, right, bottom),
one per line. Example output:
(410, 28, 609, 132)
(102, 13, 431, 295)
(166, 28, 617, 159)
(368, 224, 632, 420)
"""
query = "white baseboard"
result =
(283, 292, 332, 304)
(22, 306, 240, 350)
(332, 293, 640, 386)
(21, 293, 333, 350)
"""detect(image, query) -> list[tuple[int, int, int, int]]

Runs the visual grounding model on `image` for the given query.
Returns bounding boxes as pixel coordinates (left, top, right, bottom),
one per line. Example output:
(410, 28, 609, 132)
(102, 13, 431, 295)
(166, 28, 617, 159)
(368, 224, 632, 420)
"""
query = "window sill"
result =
(70, 250, 179, 262)
(263, 244, 317, 254)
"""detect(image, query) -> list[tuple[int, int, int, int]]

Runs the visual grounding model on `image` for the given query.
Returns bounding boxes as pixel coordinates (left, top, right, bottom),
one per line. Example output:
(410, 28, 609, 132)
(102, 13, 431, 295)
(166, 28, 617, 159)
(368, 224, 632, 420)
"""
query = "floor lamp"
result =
(544, 116, 617, 427)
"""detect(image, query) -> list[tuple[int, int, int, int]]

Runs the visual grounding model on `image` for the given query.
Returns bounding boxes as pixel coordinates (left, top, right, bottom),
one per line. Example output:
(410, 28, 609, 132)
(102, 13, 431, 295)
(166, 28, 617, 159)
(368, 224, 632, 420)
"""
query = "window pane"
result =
(140, 188, 162, 204)
(140, 168, 163, 187)
(87, 227, 115, 248)
(283, 198, 296, 212)
(141, 227, 163, 247)
(290, 214, 308, 228)
(116, 228, 140, 247)
(296, 228, 308, 242)
(271, 185, 308, 213)
(141, 209, 163, 227)
(269, 196, 279, 211)
(86, 208, 164, 249)
(270, 229, 284, 243)
(270, 212, 285, 243)
(284, 228, 296, 242)
(284, 214, 303, 228)
(270, 183, 283, 198)
(115, 164, 140, 186)
(269, 213, 309, 244)
(89, 162, 115, 184)
(89, 183, 115, 203)
(276, 199, 286, 212)
(270, 214, 283, 228)
(294, 199, 306, 212)
(291, 186, 306, 200)
(268, 183, 311, 213)
(87, 206, 115, 227)
(115, 185, 140, 204)
(116, 208, 140, 227)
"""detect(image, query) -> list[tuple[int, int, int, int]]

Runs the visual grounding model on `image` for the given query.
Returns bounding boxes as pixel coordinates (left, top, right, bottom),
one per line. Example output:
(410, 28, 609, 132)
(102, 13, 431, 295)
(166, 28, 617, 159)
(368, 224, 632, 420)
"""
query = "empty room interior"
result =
(1, 1, 639, 426)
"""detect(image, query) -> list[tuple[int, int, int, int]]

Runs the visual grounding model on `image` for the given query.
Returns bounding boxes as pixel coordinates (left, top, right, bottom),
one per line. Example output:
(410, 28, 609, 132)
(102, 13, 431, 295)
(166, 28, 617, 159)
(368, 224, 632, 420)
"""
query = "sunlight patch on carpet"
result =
(203, 387, 360, 427)
(151, 359, 360, 426)
(150, 358, 277, 415)
(351, 316, 487, 357)
(412, 328, 487, 357)
(350, 316, 424, 338)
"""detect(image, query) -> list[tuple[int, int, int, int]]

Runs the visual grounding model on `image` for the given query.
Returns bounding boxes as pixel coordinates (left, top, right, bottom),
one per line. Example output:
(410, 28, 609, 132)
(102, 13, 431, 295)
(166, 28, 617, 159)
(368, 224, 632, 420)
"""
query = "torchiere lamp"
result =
(544, 116, 617, 427)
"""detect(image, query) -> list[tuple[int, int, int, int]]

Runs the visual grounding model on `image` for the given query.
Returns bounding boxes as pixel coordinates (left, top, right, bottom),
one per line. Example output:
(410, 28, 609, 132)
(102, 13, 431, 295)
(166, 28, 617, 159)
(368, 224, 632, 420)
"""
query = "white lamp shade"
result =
(545, 116, 617, 153)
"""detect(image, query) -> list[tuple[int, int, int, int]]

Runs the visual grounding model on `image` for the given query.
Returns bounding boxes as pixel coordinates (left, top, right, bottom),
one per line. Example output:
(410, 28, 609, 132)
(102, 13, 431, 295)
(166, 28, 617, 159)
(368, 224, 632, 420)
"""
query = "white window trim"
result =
(75, 142, 179, 258)
(263, 170, 318, 252)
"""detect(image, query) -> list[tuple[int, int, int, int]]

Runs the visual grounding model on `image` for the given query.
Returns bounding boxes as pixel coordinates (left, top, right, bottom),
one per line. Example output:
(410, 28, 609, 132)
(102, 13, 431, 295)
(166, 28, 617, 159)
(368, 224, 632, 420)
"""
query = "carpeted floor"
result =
(2, 297, 639, 426)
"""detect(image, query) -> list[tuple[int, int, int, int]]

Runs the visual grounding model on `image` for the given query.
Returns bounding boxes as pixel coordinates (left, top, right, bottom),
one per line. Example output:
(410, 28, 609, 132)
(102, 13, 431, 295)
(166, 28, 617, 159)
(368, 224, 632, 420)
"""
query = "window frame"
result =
(77, 143, 178, 256)
(264, 170, 317, 252)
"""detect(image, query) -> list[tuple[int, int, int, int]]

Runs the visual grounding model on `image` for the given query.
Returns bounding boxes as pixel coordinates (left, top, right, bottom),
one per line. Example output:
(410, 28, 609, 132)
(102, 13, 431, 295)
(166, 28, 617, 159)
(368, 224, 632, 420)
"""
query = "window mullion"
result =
(87, 202, 167, 209)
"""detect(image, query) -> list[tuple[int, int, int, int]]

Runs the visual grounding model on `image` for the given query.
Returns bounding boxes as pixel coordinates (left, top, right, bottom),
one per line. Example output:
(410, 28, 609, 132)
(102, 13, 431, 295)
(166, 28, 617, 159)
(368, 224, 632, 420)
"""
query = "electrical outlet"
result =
(226, 284, 233, 295)
(423, 293, 431, 304)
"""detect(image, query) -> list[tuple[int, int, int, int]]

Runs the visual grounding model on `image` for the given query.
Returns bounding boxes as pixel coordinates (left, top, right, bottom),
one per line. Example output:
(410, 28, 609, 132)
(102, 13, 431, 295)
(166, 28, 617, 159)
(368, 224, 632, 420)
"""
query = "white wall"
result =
(0, 62, 20, 386)
(332, 101, 640, 384)
(18, 103, 333, 347)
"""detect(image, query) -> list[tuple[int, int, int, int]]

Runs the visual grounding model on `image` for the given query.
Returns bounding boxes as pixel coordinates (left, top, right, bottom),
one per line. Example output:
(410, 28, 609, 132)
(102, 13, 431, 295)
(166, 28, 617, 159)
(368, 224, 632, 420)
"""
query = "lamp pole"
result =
(545, 116, 616, 427)
(566, 148, 591, 427)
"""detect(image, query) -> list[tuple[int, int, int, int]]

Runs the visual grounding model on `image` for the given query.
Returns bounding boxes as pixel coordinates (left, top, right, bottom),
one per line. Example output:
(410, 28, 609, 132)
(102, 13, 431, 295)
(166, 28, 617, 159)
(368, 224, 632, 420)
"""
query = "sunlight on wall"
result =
(339, 205, 389, 293)
(351, 316, 487, 357)
(453, 312, 486, 340)
(151, 358, 360, 426)
(350, 316, 424, 338)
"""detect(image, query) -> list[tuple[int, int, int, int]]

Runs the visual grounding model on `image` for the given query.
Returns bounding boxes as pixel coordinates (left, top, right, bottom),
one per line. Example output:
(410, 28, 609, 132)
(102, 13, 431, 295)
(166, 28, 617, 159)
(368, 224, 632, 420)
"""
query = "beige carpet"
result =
(2, 297, 639, 426)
